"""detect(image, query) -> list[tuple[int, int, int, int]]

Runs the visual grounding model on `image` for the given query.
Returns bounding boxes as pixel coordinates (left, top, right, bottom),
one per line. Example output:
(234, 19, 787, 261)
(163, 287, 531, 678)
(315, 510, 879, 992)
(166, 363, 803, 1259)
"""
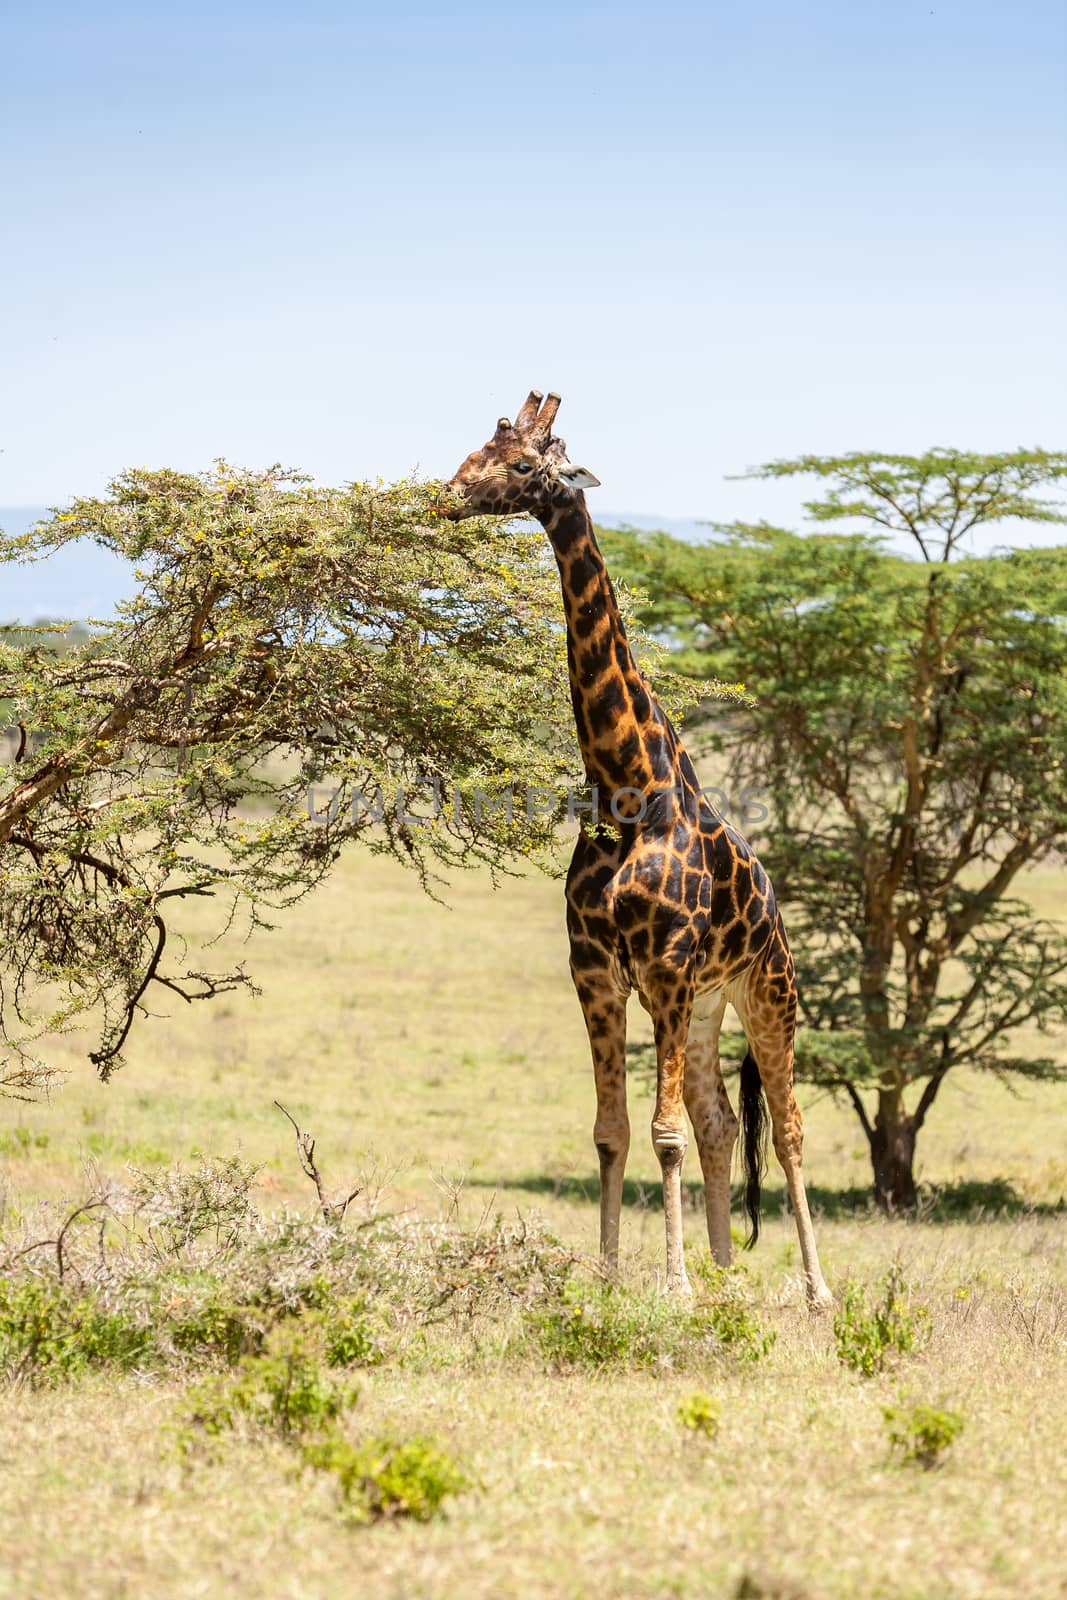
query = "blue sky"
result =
(2, 0, 1065, 616)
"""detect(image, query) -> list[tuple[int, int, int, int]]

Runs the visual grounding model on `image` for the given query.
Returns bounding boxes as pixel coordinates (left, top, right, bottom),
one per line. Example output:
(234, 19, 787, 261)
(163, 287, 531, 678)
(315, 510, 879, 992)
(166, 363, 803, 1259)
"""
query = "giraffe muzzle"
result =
(432, 480, 471, 522)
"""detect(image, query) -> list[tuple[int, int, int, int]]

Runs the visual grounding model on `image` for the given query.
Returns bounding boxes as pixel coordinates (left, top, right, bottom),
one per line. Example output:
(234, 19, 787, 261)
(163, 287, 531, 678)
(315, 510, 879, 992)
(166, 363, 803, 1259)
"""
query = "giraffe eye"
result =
(512, 462, 534, 475)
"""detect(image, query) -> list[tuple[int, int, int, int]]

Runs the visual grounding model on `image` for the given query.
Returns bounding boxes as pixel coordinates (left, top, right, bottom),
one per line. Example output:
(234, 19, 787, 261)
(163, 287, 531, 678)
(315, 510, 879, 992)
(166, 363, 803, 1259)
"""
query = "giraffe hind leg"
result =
(682, 990, 736, 1267)
(731, 985, 832, 1309)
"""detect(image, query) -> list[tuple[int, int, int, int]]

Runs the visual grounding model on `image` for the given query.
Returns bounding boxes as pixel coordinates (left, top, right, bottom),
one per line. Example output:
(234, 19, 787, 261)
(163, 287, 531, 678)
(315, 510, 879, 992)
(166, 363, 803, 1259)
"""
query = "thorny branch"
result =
(0, 465, 603, 1092)
(274, 1100, 362, 1224)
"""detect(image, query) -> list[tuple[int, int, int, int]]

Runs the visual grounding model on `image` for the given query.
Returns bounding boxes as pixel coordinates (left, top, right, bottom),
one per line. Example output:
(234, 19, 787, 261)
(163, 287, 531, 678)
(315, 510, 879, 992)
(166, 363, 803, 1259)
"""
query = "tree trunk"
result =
(869, 1089, 918, 1212)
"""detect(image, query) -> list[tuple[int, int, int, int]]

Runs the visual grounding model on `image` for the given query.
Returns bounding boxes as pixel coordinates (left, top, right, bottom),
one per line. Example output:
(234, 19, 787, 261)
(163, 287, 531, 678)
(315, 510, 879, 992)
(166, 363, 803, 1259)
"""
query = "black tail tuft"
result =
(739, 1050, 768, 1248)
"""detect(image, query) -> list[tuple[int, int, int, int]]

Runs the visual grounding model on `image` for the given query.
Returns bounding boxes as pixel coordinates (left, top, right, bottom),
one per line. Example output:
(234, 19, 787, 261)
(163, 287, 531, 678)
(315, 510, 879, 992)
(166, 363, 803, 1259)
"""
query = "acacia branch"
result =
(55, 1198, 111, 1283)
(7, 831, 241, 1075)
(845, 1082, 875, 1145)
(274, 1100, 362, 1223)
(943, 833, 1039, 953)
(88, 915, 169, 1075)
(913, 1037, 954, 1131)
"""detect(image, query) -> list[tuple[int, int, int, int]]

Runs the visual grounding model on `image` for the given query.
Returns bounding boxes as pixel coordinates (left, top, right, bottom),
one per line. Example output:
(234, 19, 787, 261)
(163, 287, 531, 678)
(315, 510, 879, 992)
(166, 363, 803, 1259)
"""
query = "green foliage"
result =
(883, 1401, 964, 1468)
(129, 1153, 262, 1257)
(678, 1391, 721, 1438)
(701, 1297, 776, 1364)
(320, 1299, 385, 1369)
(0, 1169, 578, 1399)
(599, 447, 1067, 1205)
(181, 1328, 358, 1444)
(833, 1264, 929, 1377)
(532, 1271, 774, 1371)
(692, 1259, 778, 1363)
(1, 465, 661, 1091)
(301, 1431, 471, 1523)
(0, 1275, 152, 1384)
(175, 1320, 467, 1521)
(748, 449, 1067, 552)
(158, 1276, 267, 1364)
(533, 1285, 663, 1368)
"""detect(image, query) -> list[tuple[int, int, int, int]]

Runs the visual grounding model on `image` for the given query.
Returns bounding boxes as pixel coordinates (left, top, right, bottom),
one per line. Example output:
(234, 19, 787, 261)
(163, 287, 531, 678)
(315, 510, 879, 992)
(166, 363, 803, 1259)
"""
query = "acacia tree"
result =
(600, 450, 1067, 1208)
(0, 464, 678, 1096)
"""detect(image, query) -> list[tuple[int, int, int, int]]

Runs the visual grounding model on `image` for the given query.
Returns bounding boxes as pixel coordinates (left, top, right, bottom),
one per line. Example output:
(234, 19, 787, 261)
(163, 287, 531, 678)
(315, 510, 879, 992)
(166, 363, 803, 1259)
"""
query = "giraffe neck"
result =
(539, 493, 694, 816)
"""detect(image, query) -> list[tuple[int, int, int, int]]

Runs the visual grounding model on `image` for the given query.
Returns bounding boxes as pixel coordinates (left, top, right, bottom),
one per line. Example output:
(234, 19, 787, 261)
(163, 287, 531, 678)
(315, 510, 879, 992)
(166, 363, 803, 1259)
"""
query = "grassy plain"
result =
(0, 848, 1064, 1600)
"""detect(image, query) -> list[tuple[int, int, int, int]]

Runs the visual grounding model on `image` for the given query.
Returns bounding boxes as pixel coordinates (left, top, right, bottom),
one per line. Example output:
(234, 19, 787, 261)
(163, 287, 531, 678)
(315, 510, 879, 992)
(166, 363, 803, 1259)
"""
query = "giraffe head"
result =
(445, 389, 601, 520)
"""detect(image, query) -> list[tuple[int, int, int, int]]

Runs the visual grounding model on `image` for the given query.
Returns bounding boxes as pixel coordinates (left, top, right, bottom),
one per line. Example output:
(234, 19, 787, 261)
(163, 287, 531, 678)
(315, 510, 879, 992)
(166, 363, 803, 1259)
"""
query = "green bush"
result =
(531, 1277, 774, 1371)
(0, 1276, 152, 1384)
(157, 1275, 267, 1365)
(152, 1278, 384, 1371)
(302, 1431, 471, 1522)
(693, 1259, 776, 1363)
(833, 1263, 928, 1377)
(702, 1299, 776, 1364)
(129, 1154, 261, 1257)
(320, 1300, 385, 1369)
(678, 1392, 721, 1439)
(883, 1402, 963, 1468)
(534, 1284, 677, 1368)
(711, 1299, 770, 1360)
(181, 1330, 358, 1445)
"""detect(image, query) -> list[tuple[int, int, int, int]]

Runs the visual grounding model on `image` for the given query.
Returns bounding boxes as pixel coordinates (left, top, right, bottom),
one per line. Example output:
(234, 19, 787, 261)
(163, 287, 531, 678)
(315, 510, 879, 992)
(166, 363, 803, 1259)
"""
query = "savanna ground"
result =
(1, 847, 1064, 1600)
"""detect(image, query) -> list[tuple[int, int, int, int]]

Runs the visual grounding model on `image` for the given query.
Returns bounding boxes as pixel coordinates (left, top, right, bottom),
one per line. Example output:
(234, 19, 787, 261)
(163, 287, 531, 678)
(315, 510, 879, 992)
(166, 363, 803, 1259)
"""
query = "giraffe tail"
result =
(739, 1050, 769, 1248)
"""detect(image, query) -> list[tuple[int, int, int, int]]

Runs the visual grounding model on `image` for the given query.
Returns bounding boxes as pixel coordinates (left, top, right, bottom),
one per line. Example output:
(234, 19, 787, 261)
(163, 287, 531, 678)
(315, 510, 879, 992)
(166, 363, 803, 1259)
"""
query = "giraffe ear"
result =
(556, 464, 601, 490)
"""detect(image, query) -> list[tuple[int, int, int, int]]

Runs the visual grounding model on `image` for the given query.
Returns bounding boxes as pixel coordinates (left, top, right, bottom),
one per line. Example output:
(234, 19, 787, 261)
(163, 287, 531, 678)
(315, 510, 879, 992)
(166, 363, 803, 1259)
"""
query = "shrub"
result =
(534, 1284, 679, 1368)
(693, 1259, 776, 1364)
(0, 1276, 152, 1384)
(0, 1188, 582, 1395)
(678, 1392, 721, 1439)
(156, 1274, 267, 1365)
(416, 1215, 576, 1325)
(883, 1402, 963, 1468)
(320, 1300, 385, 1369)
(129, 1154, 262, 1258)
(180, 1330, 358, 1446)
(833, 1263, 928, 1377)
(302, 1431, 471, 1522)
(701, 1298, 776, 1364)
(532, 1277, 774, 1371)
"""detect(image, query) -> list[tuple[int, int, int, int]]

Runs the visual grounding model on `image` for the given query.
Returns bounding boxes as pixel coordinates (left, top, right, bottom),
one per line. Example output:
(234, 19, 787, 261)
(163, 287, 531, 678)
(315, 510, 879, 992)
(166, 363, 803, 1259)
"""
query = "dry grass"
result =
(0, 849, 1064, 1599)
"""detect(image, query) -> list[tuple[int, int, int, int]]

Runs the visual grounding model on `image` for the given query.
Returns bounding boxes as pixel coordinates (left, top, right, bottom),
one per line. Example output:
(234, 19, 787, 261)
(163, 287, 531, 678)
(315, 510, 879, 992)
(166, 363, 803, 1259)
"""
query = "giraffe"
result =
(445, 389, 832, 1307)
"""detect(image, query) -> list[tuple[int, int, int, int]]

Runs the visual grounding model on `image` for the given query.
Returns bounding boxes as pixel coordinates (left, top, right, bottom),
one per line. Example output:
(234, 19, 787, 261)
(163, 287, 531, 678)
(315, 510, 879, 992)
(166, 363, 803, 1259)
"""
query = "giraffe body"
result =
(448, 391, 831, 1306)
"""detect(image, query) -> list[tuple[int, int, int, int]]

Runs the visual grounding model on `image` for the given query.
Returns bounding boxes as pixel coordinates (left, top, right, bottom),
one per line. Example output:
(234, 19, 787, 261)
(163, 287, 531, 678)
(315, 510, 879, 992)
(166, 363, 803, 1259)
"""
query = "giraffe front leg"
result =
(650, 979, 694, 1296)
(573, 972, 629, 1271)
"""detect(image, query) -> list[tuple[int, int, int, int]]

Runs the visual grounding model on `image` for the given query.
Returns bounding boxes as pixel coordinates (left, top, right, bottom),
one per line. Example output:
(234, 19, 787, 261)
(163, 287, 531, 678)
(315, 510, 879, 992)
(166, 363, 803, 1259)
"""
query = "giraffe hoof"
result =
(806, 1283, 834, 1314)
